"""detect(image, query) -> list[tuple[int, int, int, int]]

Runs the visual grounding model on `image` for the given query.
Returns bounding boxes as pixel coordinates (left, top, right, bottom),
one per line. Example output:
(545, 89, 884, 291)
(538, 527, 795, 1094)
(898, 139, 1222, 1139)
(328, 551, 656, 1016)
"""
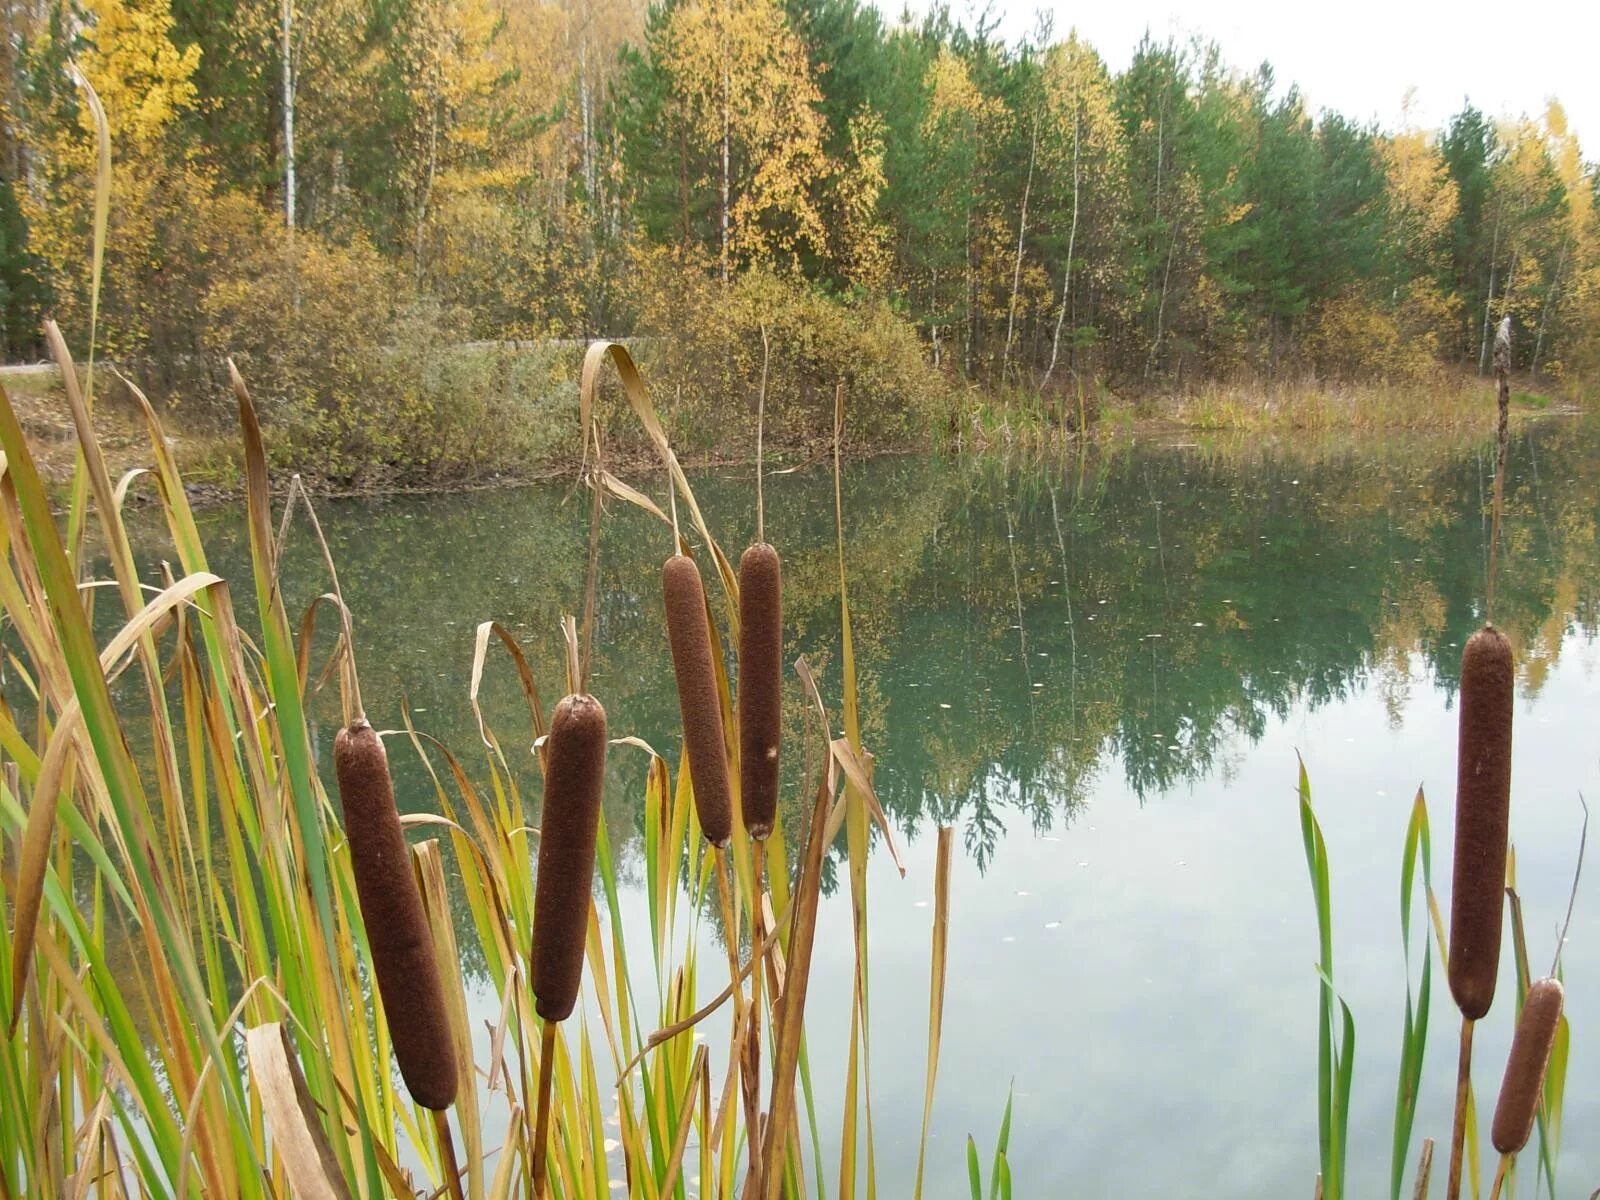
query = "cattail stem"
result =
(432, 1110, 466, 1200)
(1447, 1018, 1475, 1200)
(714, 846, 763, 1181)
(756, 322, 770, 543)
(714, 847, 743, 1001)
(533, 1021, 558, 1199)
(1487, 1154, 1509, 1200)
(747, 839, 768, 1193)
(1488, 316, 1511, 620)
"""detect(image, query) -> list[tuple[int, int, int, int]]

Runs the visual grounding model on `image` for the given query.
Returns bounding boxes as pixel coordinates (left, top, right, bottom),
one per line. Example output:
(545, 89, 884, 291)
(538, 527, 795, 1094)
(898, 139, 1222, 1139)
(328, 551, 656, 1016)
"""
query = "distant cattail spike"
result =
(663, 554, 734, 847)
(738, 542, 783, 841)
(1491, 978, 1564, 1154)
(531, 693, 608, 1022)
(1448, 624, 1514, 1020)
(333, 720, 458, 1110)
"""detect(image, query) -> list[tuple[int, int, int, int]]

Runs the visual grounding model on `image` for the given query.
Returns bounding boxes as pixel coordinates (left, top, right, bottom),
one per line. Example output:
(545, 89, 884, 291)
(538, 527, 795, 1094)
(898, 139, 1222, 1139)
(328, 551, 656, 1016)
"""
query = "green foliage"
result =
(0, 173, 47, 358)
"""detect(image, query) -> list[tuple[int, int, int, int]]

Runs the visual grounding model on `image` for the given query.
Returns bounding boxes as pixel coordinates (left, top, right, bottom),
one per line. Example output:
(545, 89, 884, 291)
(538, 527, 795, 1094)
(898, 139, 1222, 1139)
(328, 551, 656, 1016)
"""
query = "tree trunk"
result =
(1144, 223, 1176, 382)
(1042, 107, 1082, 388)
(719, 7, 730, 284)
(1477, 202, 1502, 374)
(281, 0, 296, 230)
(413, 100, 439, 286)
(679, 104, 691, 252)
(1531, 235, 1569, 381)
(1001, 116, 1038, 382)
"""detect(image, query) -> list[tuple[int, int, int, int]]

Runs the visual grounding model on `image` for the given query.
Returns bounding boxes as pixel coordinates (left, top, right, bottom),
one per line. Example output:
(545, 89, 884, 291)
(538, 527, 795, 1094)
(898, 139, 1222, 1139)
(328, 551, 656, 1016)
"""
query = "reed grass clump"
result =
(530, 693, 609, 1022)
(738, 542, 783, 840)
(1491, 978, 1564, 1155)
(1448, 624, 1515, 1020)
(662, 553, 734, 846)
(333, 719, 458, 1110)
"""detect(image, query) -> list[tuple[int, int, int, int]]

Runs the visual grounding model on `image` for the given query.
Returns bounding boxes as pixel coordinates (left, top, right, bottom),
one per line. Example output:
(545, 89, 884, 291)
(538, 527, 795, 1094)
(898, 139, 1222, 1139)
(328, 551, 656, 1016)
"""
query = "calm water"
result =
(127, 418, 1600, 1196)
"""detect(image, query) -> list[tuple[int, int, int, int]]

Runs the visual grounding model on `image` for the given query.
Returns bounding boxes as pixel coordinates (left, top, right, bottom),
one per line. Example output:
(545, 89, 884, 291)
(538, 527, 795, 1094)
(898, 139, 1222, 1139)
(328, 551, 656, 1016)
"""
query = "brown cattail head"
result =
(333, 720, 458, 1110)
(738, 542, 782, 841)
(1491, 978, 1564, 1154)
(1448, 624, 1514, 1020)
(663, 554, 734, 847)
(531, 693, 608, 1022)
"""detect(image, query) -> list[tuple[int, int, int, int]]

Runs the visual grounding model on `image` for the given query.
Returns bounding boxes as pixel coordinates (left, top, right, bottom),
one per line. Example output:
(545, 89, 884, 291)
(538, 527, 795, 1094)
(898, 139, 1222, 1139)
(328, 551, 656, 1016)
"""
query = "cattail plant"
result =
(1488, 978, 1564, 1199)
(736, 338, 783, 1192)
(1446, 624, 1515, 1200)
(664, 547, 766, 1183)
(663, 553, 733, 846)
(333, 719, 458, 1111)
(529, 692, 608, 1195)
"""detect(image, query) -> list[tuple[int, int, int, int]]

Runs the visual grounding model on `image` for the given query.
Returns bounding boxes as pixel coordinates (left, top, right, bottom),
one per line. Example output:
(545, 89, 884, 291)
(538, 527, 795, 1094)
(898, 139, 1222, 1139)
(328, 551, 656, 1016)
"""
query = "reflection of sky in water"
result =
(105, 418, 1600, 1195)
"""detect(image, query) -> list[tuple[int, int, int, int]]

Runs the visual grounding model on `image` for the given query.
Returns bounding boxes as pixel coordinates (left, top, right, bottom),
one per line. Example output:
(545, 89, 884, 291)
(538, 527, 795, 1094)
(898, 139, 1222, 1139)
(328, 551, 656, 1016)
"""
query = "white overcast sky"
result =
(876, 0, 1600, 147)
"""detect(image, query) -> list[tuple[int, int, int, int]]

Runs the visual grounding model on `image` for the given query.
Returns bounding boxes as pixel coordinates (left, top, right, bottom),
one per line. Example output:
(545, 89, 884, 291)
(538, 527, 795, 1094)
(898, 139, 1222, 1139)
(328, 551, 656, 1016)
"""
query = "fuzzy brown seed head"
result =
(663, 554, 733, 847)
(333, 720, 458, 1110)
(738, 542, 783, 841)
(1491, 978, 1564, 1154)
(531, 693, 608, 1022)
(1448, 624, 1514, 1020)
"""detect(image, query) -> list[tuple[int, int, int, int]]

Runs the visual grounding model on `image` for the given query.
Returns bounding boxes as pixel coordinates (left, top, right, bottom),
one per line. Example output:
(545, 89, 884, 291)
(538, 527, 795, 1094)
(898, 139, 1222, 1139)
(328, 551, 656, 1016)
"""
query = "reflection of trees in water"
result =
(96, 418, 1600, 964)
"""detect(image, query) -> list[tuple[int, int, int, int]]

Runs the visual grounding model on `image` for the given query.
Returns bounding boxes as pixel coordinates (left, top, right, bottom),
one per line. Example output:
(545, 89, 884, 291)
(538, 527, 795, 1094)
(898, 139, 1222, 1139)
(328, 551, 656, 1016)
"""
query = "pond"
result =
(126, 416, 1600, 1197)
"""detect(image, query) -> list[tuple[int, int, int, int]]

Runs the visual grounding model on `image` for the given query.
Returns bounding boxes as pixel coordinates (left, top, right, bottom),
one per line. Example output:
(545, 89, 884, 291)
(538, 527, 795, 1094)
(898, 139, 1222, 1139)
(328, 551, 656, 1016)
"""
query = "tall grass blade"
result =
(1393, 788, 1434, 1200)
(1297, 758, 1353, 1200)
(912, 827, 954, 1200)
(244, 1023, 353, 1200)
(988, 1084, 1013, 1200)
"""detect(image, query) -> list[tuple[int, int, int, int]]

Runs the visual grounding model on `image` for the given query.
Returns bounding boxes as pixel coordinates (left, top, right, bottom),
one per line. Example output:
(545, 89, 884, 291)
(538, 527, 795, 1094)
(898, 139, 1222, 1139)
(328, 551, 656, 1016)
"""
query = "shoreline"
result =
(11, 370, 1582, 510)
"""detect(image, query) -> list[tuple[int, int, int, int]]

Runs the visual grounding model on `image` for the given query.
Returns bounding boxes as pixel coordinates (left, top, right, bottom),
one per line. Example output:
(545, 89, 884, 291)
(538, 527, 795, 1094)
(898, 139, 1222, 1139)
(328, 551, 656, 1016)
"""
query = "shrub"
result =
(202, 230, 578, 486)
(627, 249, 960, 452)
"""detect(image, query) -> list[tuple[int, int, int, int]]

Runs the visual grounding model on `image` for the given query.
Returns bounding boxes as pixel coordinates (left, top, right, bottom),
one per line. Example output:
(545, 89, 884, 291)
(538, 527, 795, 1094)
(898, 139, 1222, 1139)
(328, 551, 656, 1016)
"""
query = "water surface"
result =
(133, 418, 1600, 1196)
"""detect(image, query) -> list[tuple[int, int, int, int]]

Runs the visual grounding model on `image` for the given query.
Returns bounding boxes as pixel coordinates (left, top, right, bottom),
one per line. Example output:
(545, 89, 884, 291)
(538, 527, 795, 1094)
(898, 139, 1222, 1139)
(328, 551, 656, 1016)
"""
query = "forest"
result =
(1, 0, 1597, 481)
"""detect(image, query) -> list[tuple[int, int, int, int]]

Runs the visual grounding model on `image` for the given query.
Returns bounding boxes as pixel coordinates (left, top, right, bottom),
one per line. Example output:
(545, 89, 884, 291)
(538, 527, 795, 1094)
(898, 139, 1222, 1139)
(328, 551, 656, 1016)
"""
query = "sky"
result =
(876, 0, 1600, 147)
